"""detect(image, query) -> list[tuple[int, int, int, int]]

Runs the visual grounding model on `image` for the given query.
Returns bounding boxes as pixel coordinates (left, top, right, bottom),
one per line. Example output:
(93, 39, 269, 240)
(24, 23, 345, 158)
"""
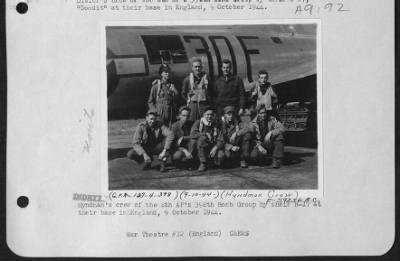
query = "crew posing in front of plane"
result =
(128, 58, 285, 172)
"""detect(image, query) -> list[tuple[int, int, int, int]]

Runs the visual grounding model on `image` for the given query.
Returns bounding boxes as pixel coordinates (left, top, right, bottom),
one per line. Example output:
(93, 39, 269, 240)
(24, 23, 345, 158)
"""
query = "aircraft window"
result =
(160, 50, 172, 64)
(142, 35, 188, 64)
(271, 36, 283, 44)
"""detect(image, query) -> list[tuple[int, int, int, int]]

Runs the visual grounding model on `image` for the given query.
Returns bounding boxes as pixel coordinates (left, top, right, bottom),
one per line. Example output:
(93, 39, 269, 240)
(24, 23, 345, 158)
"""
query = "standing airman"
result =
(148, 64, 179, 127)
(181, 57, 212, 121)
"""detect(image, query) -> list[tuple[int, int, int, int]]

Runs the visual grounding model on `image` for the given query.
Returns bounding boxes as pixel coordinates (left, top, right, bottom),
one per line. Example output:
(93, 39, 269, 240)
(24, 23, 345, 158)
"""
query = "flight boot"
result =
(198, 162, 206, 172)
(240, 160, 248, 168)
(143, 159, 152, 170)
(272, 158, 281, 169)
(159, 161, 166, 172)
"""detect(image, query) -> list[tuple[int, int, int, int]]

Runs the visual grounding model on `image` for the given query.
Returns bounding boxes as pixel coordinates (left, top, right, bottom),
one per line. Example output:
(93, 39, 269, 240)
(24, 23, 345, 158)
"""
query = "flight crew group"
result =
(126, 57, 285, 172)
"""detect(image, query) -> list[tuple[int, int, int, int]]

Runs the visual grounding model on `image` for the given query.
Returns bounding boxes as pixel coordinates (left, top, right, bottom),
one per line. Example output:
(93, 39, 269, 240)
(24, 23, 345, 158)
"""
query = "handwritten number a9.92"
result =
(295, 3, 350, 15)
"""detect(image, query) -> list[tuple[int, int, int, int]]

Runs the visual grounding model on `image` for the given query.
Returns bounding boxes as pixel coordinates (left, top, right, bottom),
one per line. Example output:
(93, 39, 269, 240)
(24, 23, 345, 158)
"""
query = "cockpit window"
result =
(141, 35, 188, 64)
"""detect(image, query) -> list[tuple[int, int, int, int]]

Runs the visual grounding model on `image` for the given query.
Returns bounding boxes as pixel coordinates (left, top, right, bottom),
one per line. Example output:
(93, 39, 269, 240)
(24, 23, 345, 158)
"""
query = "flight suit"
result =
(213, 75, 246, 119)
(190, 119, 225, 167)
(170, 120, 196, 167)
(219, 116, 253, 165)
(181, 72, 212, 121)
(148, 79, 178, 127)
(249, 82, 279, 119)
(248, 115, 285, 162)
(127, 121, 174, 164)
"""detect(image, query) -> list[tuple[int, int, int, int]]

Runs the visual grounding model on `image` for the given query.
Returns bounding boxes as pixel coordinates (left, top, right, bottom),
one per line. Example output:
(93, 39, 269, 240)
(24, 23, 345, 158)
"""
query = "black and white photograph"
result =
(4, 0, 396, 258)
(106, 23, 321, 190)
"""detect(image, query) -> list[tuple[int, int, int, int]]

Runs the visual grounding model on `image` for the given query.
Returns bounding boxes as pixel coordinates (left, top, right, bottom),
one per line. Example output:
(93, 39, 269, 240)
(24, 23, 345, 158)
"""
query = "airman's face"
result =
(146, 114, 156, 127)
(258, 74, 268, 85)
(203, 110, 214, 123)
(179, 110, 190, 124)
(222, 63, 231, 76)
(192, 61, 202, 76)
(161, 71, 169, 81)
(258, 109, 267, 120)
(225, 111, 234, 122)
(268, 115, 276, 122)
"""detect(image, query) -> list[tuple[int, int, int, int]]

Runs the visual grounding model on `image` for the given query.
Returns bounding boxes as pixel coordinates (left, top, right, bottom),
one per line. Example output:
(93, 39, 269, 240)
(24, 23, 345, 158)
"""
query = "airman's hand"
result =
(143, 153, 151, 163)
(257, 145, 267, 155)
(264, 131, 272, 144)
(229, 132, 237, 144)
(182, 148, 193, 159)
(209, 146, 218, 157)
(231, 146, 240, 152)
(158, 149, 168, 161)
(177, 137, 184, 146)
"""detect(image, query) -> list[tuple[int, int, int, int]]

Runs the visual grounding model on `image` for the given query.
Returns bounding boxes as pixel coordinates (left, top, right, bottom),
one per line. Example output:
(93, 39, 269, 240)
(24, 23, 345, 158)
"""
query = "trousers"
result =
(196, 136, 224, 166)
(127, 141, 166, 163)
(250, 132, 284, 160)
(187, 101, 208, 122)
(224, 132, 252, 161)
(215, 104, 238, 120)
(172, 139, 197, 163)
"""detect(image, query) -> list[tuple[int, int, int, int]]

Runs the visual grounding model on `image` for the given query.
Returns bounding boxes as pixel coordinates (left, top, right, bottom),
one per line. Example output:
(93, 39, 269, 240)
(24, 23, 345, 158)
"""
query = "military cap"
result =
(146, 108, 158, 116)
(158, 63, 170, 74)
(223, 106, 235, 114)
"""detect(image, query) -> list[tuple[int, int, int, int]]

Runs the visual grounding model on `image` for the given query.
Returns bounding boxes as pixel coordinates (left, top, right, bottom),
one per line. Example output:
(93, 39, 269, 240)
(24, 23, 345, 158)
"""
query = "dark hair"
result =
(179, 106, 191, 114)
(158, 63, 170, 74)
(191, 57, 202, 65)
(267, 110, 279, 119)
(203, 106, 215, 113)
(222, 59, 232, 67)
(257, 104, 267, 113)
(258, 70, 269, 79)
(146, 111, 157, 117)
